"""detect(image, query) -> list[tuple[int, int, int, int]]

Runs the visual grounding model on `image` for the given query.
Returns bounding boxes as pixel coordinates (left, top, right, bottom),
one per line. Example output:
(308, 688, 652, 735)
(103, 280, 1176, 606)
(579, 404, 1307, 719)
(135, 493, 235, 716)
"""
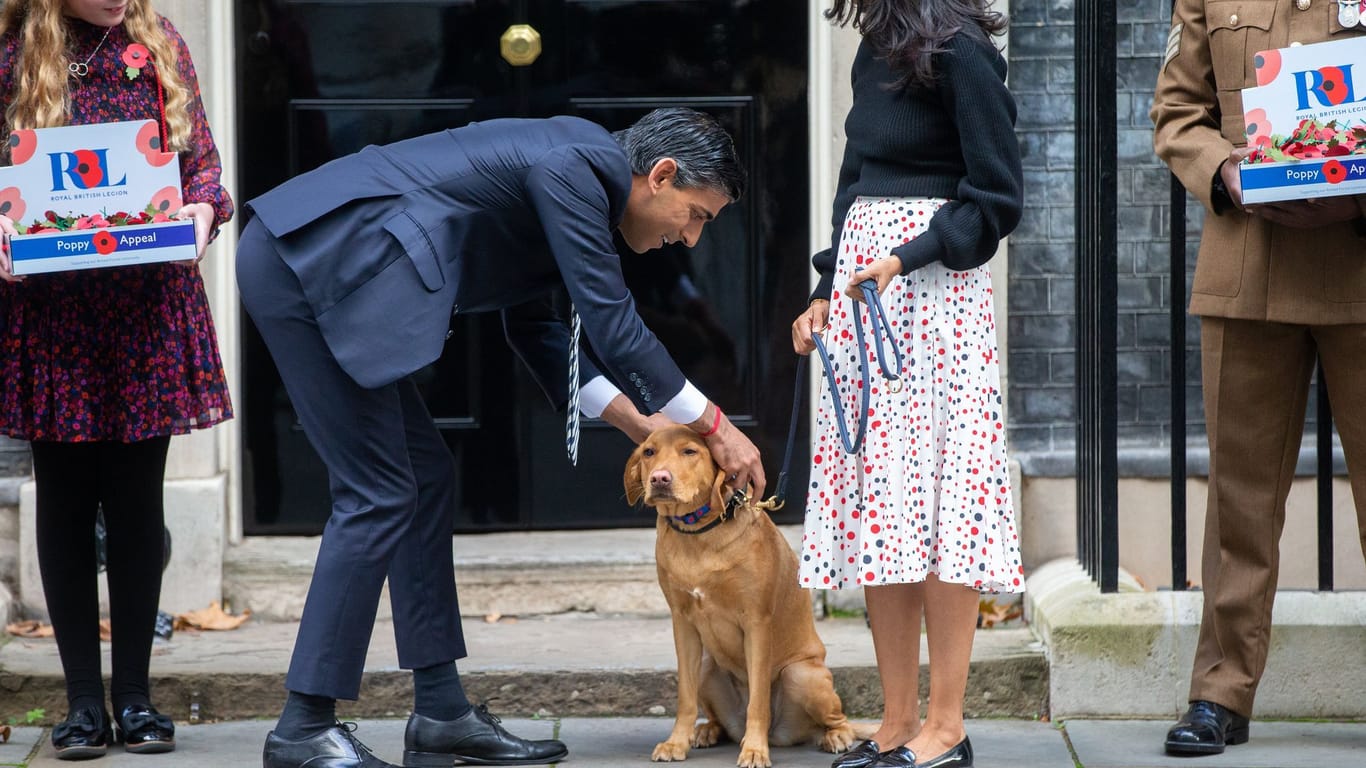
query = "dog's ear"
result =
(709, 465, 728, 516)
(624, 446, 646, 506)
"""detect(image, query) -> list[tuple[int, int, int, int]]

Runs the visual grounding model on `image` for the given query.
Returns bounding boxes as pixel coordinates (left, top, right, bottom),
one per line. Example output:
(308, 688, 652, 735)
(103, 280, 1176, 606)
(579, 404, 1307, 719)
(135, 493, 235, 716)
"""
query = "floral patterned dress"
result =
(0, 16, 233, 442)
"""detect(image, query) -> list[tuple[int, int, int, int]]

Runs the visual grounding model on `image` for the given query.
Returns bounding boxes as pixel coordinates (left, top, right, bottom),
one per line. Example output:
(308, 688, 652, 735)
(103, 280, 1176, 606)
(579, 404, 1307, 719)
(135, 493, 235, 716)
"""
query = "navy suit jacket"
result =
(246, 116, 683, 413)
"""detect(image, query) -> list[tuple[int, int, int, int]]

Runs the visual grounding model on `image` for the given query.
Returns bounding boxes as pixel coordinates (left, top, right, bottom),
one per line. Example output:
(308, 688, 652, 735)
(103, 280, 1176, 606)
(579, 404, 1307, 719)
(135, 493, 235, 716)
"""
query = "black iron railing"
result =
(1074, 0, 1118, 593)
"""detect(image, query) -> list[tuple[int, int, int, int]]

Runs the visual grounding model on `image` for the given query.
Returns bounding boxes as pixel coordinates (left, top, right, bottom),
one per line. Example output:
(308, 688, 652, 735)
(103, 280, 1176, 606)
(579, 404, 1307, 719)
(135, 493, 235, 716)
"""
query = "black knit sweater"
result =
(811, 31, 1024, 303)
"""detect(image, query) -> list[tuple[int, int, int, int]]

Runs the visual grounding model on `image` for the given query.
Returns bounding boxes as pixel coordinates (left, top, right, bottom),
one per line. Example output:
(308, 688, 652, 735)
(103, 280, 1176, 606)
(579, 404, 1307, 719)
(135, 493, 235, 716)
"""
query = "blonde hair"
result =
(0, 0, 193, 152)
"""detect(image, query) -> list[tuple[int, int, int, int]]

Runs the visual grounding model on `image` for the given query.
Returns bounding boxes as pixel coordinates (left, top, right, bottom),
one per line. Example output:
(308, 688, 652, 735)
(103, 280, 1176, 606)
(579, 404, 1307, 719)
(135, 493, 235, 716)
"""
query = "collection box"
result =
(0, 119, 196, 275)
(1239, 35, 1366, 204)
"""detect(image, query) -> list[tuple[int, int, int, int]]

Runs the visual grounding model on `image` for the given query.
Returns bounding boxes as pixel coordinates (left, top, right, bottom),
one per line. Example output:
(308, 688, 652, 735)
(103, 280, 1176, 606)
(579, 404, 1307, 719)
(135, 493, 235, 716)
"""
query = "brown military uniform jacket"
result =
(1152, 0, 1366, 324)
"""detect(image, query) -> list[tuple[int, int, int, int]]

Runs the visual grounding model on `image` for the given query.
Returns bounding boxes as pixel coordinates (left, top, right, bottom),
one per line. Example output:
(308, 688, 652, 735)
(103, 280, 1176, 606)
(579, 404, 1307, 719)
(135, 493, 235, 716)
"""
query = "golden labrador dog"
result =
(624, 425, 870, 768)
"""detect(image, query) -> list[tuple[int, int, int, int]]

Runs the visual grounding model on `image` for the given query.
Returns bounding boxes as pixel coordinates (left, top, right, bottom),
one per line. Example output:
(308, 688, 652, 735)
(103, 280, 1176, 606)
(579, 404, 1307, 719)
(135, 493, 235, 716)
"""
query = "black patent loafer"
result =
(51, 705, 112, 761)
(263, 722, 399, 768)
(1165, 700, 1250, 756)
(870, 746, 918, 767)
(403, 704, 568, 766)
(832, 739, 883, 768)
(114, 703, 176, 754)
(917, 736, 973, 768)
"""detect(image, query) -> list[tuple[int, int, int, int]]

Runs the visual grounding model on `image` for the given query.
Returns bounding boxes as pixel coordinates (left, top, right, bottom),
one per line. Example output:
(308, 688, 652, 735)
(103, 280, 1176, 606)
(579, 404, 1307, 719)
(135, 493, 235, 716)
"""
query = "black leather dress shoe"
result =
(916, 736, 973, 768)
(263, 722, 399, 768)
(832, 739, 883, 768)
(114, 704, 176, 754)
(1165, 700, 1250, 756)
(403, 704, 569, 767)
(51, 705, 112, 761)
(869, 746, 917, 767)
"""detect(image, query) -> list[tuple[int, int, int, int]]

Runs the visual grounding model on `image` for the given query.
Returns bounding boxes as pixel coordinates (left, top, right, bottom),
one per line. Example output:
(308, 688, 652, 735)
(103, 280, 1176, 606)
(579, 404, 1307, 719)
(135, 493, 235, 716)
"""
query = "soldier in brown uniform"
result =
(1151, 0, 1366, 757)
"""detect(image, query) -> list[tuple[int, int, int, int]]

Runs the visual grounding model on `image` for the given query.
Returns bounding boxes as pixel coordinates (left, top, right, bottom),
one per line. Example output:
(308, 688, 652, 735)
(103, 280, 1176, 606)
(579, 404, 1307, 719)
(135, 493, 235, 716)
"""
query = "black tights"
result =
(31, 437, 170, 715)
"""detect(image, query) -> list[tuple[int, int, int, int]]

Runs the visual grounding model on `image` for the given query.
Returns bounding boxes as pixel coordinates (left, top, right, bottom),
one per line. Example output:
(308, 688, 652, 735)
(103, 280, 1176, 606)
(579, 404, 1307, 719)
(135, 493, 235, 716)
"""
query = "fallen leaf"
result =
(173, 601, 251, 631)
(978, 598, 1023, 629)
(5, 620, 53, 638)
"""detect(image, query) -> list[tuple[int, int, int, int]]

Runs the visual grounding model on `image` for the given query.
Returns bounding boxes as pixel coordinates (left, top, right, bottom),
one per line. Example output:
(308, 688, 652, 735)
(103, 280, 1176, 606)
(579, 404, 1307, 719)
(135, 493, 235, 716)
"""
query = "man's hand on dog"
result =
(694, 403, 766, 501)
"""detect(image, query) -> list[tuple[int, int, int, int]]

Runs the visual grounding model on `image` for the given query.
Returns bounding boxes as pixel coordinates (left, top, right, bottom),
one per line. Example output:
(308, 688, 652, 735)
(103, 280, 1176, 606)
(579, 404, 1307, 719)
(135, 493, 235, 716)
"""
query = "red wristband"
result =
(698, 405, 722, 438)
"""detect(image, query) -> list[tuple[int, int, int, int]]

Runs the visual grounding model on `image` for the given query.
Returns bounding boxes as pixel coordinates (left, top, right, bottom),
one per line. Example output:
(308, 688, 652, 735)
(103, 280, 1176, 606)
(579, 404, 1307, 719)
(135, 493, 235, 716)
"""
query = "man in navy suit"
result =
(237, 108, 765, 768)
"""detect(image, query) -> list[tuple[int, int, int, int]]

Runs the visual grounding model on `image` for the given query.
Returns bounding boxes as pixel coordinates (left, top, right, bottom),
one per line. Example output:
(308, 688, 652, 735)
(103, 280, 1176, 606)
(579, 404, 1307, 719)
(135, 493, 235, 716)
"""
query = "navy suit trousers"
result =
(236, 219, 466, 700)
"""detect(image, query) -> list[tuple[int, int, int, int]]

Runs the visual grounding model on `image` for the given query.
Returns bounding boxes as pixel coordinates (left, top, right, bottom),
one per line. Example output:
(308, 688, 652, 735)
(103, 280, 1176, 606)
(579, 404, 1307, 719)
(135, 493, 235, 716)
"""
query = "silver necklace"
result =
(68, 26, 112, 78)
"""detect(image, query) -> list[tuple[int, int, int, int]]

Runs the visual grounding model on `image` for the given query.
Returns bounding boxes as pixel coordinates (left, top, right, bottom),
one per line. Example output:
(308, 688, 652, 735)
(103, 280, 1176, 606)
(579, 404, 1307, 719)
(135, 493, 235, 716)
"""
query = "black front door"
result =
(235, 1, 809, 533)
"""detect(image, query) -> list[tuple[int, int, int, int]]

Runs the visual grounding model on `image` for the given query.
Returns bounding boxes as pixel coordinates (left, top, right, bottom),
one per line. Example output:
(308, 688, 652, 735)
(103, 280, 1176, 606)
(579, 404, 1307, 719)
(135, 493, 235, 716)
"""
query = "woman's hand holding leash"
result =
(792, 298, 829, 355)
(845, 257, 901, 301)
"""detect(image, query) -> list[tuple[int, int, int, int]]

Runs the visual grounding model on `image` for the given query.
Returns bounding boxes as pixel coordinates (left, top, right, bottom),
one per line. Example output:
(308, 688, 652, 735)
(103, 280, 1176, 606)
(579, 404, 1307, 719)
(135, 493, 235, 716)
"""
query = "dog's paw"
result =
(736, 740, 772, 768)
(691, 721, 723, 748)
(819, 724, 858, 754)
(652, 740, 690, 762)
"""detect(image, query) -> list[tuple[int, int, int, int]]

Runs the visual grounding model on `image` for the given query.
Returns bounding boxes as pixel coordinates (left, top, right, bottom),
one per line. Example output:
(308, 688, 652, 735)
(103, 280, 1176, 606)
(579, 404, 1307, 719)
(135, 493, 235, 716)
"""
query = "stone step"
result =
(0, 614, 1047, 725)
(223, 530, 674, 621)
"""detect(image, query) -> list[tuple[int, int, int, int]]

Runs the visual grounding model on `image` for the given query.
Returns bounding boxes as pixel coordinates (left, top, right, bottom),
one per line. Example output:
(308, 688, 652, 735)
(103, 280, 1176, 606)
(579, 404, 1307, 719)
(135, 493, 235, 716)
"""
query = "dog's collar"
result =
(666, 489, 748, 535)
(666, 503, 726, 535)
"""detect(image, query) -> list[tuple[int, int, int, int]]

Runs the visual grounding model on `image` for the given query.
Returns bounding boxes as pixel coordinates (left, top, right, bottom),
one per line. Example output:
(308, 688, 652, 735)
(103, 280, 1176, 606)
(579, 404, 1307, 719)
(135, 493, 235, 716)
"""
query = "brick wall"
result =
(1007, 0, 1206, 476)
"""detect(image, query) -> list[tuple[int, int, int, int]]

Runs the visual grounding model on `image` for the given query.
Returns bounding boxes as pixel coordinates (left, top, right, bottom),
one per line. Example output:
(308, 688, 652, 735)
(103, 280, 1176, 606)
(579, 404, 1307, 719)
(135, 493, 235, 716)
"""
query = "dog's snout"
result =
(649, 469, 673, 488)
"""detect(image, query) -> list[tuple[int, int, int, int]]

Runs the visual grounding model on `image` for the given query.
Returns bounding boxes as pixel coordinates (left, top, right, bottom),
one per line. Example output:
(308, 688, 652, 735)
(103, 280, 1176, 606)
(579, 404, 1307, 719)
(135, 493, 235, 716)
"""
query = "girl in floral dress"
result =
(791, 2, 1023, 767)
(0, 0, 232, 758)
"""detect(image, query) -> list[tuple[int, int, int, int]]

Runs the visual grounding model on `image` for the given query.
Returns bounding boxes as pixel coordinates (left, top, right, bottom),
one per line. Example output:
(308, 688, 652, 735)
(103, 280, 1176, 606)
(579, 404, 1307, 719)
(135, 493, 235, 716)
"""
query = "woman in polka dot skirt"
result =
(791, 2, 1024, 768)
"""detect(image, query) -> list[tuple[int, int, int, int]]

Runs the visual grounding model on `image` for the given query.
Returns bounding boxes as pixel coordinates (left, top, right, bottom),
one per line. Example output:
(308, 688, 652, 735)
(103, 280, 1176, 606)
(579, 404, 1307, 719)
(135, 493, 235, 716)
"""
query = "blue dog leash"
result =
(769, 279, 904, 509)
(812, 279, 904, 454)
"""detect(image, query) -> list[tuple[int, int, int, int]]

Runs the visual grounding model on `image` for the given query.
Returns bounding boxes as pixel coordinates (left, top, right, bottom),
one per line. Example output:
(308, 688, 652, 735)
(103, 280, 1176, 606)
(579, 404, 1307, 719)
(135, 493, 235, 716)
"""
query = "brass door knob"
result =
(500, 24, 542, 67)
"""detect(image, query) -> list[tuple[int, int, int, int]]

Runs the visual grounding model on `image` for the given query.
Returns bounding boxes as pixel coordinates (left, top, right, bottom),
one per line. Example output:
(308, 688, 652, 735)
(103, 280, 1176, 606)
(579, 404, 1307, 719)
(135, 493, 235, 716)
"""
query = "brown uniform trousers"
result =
(1152, 0, 1366, 716)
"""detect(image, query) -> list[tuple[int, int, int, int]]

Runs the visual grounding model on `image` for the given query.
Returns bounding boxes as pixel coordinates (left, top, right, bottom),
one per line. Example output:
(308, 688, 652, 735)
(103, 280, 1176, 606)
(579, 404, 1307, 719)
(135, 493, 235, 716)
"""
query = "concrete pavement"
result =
(3, 717, 1364, 767)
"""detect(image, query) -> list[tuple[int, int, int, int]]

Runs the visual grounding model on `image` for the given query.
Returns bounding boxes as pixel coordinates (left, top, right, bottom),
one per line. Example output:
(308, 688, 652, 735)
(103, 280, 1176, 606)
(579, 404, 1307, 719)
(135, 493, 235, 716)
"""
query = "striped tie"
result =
(566, 307, 581, 466)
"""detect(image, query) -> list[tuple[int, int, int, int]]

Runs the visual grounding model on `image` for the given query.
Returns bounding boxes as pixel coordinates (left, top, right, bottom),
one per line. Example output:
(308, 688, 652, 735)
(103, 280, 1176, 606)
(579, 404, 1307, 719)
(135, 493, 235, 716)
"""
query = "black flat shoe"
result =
(51, 705, 112, 761)
(403, 704, 568, 766)
(870, 746, 917, 767)
(1164, 700, 1250, 756)
(114, 704, 176, 754)
(832, 739, 883, 768)
(264, 722, 399, 768)
(916, 736, 973, 768)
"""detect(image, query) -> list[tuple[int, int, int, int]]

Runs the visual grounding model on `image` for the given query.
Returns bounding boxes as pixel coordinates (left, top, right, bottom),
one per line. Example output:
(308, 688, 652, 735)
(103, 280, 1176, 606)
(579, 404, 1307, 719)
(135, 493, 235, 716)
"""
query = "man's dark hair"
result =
(612, 108, 746, 202)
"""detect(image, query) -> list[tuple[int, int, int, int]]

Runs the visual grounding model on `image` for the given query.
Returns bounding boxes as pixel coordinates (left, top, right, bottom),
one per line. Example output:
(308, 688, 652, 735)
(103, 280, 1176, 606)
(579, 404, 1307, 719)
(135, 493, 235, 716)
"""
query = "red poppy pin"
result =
(121, 43, 150, 81)
(1323, 159, 1348, 185)
(92, 230, 118, 255)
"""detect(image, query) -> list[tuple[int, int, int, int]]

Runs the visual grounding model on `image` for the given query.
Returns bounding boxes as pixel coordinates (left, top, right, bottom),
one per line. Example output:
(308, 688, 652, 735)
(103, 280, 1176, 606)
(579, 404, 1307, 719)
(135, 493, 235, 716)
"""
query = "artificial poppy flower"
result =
(1253, 49, 1281, 86)
(0, 187, 27, 223)
(148, 186, 182, 216)
(92, 230, 117, 255)
(7, 129, 36, 164)
(135, 120, 173, 167)
(1244, 109, 1271, 148)
(121, 44, 150, 80)
(1323, 159, 1347, 184)
(72, 149, 104, 188)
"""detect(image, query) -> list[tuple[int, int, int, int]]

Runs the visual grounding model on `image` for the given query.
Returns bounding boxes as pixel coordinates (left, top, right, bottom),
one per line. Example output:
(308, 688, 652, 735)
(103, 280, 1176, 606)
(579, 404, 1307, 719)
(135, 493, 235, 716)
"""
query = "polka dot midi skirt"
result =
(798, 197, 1024, 594)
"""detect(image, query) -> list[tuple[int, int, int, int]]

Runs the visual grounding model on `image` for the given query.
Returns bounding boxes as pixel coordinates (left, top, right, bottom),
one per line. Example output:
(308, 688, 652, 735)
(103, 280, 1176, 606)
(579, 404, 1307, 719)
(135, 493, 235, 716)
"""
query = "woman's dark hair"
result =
(826, 0, 1008, 89)
(612, 108, 746, 202)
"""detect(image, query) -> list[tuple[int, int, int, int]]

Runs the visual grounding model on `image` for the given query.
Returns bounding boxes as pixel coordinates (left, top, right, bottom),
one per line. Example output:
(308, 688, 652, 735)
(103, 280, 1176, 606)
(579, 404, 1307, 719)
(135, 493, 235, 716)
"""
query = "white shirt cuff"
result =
(577, 376, 620, 419)
(661, 381, 707, 424)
